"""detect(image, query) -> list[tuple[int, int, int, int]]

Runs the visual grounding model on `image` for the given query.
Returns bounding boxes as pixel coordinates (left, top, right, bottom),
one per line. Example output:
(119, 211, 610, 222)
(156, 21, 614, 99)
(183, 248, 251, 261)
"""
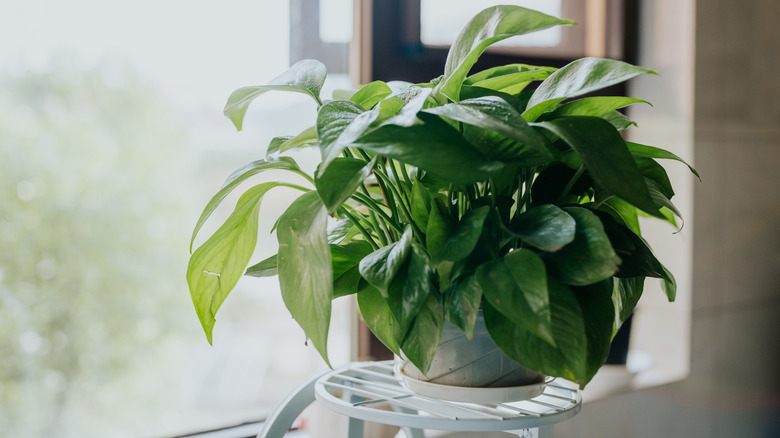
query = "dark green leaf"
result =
(315, 157, 376, 214)
(512, 205, 576, 252)
(468, 69, 555, 94)
(437, 5, 573, 101)
(477, 249, 554, 345)
(266, 126, 318, 159)
(357, 284, 403, 355)
(358, 227, 413, 296)
(627, 142, 700, 180)
(401, 292, 445, 375)
(536, 116, 662, 218)
(276, 191, 333, 365)
(637, 158, 674, 199)
(190, 158, 311, 251)
(613, 277, 644, 335)
(354, 115, 503, 185)
(425, 96, 555, 161)
(602, 110, 637, 130)
(245, 254, 277, 278)
(410, 180, 433, 231)
(426, 200, 456, 265)
(464, 64, 556, 85)
(573, 280, 615, 382)
(350, 81, 393, 109)
(598, 197, 640, 235)
(224, 59, 327, 130)
(317, 100, 379, 172)
(484, 276, 588, 386)
(527, 57, 655, 112)
(445, 274, 483, 340)
(187, 182, 283, 344)
(386, 243, 435, 330)
(333, 266, 364, 298)
(543, 207, 621, 286)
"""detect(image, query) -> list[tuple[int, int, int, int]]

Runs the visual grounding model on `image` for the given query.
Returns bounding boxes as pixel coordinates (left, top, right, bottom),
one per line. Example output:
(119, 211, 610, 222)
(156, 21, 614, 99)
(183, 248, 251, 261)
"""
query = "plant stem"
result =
(557, 165, 585, 204)
(351, 192, 403, 235)
(340, 208, 379, 250)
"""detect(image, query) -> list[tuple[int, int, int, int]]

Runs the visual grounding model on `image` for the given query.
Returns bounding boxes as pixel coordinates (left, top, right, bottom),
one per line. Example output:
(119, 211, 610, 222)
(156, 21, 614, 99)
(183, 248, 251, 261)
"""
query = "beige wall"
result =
(556, 0, 780, 436)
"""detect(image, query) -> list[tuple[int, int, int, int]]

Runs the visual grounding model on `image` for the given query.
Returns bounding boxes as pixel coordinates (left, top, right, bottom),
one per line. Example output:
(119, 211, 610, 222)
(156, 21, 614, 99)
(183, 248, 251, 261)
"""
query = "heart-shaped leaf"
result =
(188, 182, 289, 344)
(613, 277, 644, 335)
(526, 57, 655, 111)
(536, 116, 662, 218)
(573, 280, 615, 382)
(350, 81, 393, 109)
(401, 292, 444, 375)
(357, 284, 403, 356)
(476, 249, 554, 345)
(543, 206, 621, 286)
(224, 59, 327, 130)
(276, 191, 333, 365)
(359, 227, 414, 296)
(317, 100, 380, 172)
(437, 5, 573, 101)
(354, 115, 503, 185)
(445, 274, 483, 340)
(512, 205, 576, 252)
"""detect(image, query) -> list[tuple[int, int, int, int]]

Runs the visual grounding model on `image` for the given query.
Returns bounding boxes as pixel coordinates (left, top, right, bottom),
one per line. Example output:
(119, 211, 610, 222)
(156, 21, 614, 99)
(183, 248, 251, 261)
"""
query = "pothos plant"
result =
(187, 5, 698, 388)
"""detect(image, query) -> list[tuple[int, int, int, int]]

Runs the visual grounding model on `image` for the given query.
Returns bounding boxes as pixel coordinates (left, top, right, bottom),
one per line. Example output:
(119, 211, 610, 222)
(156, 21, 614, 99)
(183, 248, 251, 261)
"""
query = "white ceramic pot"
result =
(401, 310, 544, 388)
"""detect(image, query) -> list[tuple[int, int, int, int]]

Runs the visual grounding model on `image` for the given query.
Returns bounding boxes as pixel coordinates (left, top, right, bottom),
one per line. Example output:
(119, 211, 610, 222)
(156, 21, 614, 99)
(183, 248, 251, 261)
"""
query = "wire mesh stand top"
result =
(314, 361, 582, 433)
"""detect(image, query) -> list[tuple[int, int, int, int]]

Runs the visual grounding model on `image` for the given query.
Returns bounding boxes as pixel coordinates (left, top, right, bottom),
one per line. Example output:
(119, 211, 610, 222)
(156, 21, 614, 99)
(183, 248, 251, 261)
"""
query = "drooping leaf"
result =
(526, 57, 656, 111)
(598, 197, 641, 235)
(357, 284, 403, 355)
(354, 114, 503, 185)
(464, 64, 556, 85)
(350, 80, 393, 109)
(427, 204, 490, 264)
(476, 249, 554, 345)
(511, 205, 576, 252)
(425, 96, 554, 160)
(536, 116, 662, 218)
(425, 200, 456, 265)
(484, 276, 589, 386)
(317, 100, 379, 172)
(468, 68, 555, 95)
(627, 142, 700, 180)
(547, 96, 649, 119)
(401, 292, 445, 375)
(276, 191, 333, 365)
(445, 274, 483, 340)
(245, 254, 278, 278)
(410, 180, 433, 231)
(573, 280, 615, 381)
(266, 126, 318, 159)
(637, 157, 674, 199)
(224, 59, 327, 130)
(387, 243, 435, 330)
(437, 5, 573, 101)
(543, 206, 621, 286)
(187, 182, 284, 344)
(190, 158, 311, 251)
(315, 157, 376, 214)
(612, 277, 644, 335)
(602, 110, 637, 130)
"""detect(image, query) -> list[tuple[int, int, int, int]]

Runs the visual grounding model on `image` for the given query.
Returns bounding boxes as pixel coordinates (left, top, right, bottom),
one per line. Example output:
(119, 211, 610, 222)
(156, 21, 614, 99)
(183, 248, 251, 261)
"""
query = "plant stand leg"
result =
(256, 369, 329, 438)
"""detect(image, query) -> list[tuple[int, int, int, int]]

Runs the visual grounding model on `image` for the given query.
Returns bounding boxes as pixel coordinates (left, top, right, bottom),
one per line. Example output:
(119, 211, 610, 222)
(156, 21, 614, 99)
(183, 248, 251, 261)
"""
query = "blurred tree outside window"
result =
(0, 1, 353, 436)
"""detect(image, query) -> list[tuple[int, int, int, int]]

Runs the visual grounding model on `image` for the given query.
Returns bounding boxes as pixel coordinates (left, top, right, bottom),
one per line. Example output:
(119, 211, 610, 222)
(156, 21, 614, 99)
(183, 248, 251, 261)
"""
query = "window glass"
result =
(0, 1, 351, 436)
(421, 0, 562, 48)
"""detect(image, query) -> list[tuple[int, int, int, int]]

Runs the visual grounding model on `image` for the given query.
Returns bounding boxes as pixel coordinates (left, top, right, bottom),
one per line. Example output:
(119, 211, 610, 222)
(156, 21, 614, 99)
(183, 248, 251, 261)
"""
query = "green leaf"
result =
(484, 277, 589, 386)
(328, 219, 357, 244)
(401, 292, 445, 375)
(573, 280, 615, 382)
(354, 114, 503, 185)
(427, 203, 490, 264)
(266, 126, 318, 159)
(602, 110, 637, 130)
(410, 180, 433, 231)
(469, 68, 555, 95)
(315, 157, 376, 214)
(526, 57, 656, 111)
(189, 157, 311, 251)
(424, 96, 555, 161)
(425, 200, 456, 265)
(612, 277, 644, 335)
(627, 142, 700, 180)
(245, 254, 278, 278)
(543, 207, 621, 286)
(445, 274, 483, 340)
(359, 227, 414, 296)
(224, 59, 327, 130)
(598, 197, 641, 235)
(547, 96, 649, 119)
(637, 158, 674, 199)
(333, 266, 364, 298)
(350, 80, 393, 109)
(276, 191, 333, 365)
(476, 249, 554, 345)
(511, 205, 576, 252)
(382, 87, 433, 127)
(386, 244, 435, 330)
(464, 64, 556, 85)
(317, 100, 380, 172)
(330, 241, 373, 298)
(437, 5, 573, 101)
(187, 182, 284, 344)
(357, 284, 403, 355)
(536, 116, 662, 218)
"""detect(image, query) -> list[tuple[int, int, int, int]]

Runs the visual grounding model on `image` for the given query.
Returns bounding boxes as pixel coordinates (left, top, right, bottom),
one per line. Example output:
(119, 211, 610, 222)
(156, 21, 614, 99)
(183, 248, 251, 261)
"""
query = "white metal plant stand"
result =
(257, 361, 581, 438)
